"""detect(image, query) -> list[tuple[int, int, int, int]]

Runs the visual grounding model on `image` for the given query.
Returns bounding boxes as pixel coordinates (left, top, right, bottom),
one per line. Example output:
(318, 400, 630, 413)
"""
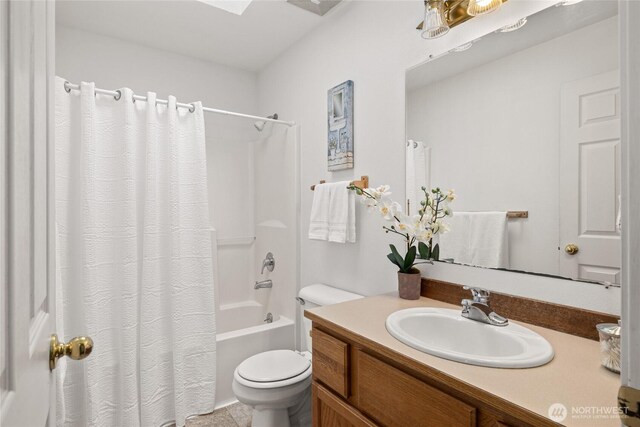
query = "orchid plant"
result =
(348, 184, 455, 274)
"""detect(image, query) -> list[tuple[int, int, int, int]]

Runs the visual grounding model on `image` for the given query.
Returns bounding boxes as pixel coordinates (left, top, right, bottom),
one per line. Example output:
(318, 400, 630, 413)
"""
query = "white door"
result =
(1, 1, 66, 426)
(559, 70, 622, 285)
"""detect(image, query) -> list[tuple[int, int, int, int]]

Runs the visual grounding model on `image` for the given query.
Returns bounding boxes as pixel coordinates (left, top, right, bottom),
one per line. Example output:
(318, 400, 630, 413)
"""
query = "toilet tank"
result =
(298, 284, 363, 352)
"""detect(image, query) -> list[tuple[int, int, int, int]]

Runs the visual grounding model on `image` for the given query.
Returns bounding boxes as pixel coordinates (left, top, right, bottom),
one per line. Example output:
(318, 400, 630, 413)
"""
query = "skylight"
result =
(196, 0, 253, 16)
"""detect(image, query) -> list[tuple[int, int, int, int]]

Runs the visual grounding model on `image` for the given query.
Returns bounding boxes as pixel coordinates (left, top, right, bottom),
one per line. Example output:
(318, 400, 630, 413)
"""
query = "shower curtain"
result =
(54, 78, 216, 427)
(405, 139, 431, 215)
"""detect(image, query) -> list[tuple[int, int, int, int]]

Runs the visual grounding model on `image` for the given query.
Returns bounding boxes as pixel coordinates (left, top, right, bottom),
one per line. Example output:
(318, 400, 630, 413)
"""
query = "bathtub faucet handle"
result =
(261, 252, 275, 274)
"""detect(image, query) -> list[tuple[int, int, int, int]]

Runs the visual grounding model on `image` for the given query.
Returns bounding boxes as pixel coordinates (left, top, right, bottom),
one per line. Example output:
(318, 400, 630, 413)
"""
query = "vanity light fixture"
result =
(467, 0, 502, 16)
(416, 0, 508, 40)
(421, 0, 450, 39)
(498, 17, 527, 32)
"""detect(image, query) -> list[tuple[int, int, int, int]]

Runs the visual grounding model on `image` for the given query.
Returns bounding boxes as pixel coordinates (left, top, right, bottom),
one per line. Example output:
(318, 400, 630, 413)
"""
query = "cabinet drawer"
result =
(313, 383, 377, 427)
(312, 328, 349, 398)
(354, 351, 476, 427)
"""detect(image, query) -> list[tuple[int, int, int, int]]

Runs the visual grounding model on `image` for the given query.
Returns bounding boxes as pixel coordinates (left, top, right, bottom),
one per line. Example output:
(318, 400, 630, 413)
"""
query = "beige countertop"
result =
(305, 294, 621, 427)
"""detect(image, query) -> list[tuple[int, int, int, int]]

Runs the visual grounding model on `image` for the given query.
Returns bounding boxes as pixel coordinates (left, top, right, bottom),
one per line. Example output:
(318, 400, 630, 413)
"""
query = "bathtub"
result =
(215, 301, 295, 408)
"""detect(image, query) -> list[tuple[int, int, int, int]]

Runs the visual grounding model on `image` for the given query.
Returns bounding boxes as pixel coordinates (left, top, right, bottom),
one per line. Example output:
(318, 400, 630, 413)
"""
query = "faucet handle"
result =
(463, 286, 490, 303)
(261, 252, 275, 274)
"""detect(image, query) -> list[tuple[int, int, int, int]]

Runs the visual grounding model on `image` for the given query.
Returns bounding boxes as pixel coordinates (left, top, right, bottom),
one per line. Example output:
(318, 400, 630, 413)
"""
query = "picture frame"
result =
(327, 80, 354, 171)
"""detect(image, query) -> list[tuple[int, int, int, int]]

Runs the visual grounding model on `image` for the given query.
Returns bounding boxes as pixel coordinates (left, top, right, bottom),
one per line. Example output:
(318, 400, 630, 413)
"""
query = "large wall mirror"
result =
(406, 1, 620, 286)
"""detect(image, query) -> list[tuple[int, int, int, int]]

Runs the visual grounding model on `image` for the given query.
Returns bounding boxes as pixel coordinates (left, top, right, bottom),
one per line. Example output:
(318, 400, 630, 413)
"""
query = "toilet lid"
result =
(237, 350, 311, 383)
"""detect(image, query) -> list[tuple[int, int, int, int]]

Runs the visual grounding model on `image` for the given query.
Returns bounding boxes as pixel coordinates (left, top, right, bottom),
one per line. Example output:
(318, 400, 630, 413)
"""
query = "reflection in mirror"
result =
(406, 1, 621, 285)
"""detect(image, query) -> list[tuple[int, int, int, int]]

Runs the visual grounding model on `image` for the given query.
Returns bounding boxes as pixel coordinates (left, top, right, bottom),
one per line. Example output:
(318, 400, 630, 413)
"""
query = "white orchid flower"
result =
(416, 229, 433, 243)
(375, 185, 392, 199)
(433, 221, 450, 234)
(364, 197, 378, 210)
(379, 200, 401, 221)
(446, 189, 456, 202)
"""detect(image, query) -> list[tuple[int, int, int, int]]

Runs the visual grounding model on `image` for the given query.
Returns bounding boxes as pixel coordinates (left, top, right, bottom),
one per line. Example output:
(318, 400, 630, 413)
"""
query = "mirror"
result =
(406, 1, 620, 286)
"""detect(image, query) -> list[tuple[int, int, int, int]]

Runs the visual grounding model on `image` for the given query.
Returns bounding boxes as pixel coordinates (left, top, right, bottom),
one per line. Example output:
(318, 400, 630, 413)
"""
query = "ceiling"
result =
(56, 0, 340, 72)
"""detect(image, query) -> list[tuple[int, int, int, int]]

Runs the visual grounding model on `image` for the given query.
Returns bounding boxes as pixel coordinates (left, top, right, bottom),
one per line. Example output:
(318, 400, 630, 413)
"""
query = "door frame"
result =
(620, 0, 640, 388)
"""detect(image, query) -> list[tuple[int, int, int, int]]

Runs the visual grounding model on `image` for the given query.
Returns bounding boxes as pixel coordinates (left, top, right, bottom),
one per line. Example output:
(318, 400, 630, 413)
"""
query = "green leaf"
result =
(389, 244, 405, 268)
(387, 253, 401, 269)
(418, 242, 430, 259)
(403, 245, 417, 271)
(432, 243, 440, 261)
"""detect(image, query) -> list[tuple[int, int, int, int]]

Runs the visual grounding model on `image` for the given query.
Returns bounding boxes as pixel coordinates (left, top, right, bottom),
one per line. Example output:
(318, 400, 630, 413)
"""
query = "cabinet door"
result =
(313, 383, 377, 427)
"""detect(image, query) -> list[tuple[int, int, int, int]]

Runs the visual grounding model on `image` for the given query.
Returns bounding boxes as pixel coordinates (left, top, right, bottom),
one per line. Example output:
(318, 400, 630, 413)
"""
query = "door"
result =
(559, 70, 622, 284)
(1, 1, 56, 426)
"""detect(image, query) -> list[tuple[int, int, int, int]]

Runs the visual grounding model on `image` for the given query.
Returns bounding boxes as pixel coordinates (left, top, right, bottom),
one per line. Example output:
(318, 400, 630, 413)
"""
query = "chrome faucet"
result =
(255, 279, 273, 290)
(461, 286, 508, 327)
(261, 252, 275, 274)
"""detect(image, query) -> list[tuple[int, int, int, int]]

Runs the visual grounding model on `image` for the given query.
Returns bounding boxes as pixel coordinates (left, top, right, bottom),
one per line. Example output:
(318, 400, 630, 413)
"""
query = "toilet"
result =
(232, 284, 363, 427)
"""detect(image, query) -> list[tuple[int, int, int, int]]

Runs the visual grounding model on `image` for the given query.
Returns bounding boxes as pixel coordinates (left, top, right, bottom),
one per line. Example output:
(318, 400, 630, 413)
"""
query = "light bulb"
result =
(450, 42, 473, 52)
(467, 0, 502, 16)
(499, 17, 527, 33)
(557, 0, 583, 5)
(421, 0, 450, 39)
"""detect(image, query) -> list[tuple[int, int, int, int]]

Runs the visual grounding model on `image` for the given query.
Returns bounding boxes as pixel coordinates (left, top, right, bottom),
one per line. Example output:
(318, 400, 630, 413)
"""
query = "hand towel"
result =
(438, 212, 509, 269)
(308, 181, 355, 243)
(308, 183, 331, 241)
(327, 181, 355, 243)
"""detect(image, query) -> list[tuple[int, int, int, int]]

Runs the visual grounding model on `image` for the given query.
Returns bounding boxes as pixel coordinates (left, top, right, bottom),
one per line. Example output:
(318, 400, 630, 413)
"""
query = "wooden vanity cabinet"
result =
(310, 324, 555, 427)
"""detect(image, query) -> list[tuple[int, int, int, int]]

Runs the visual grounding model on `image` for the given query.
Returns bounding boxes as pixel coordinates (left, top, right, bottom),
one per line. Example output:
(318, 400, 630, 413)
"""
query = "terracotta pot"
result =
(397, 269, 421, 300)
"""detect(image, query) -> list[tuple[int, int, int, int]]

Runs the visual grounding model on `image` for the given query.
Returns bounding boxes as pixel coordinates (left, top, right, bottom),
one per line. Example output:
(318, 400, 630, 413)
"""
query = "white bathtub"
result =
(215, 301, 295, 408)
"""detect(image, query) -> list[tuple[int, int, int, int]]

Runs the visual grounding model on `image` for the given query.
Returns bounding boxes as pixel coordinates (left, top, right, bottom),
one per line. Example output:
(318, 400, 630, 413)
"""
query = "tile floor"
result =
(186, 402, 253, 427)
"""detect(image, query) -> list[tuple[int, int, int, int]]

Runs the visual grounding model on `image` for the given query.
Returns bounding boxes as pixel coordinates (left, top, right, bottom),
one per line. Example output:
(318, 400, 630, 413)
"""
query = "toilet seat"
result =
(234, 350, 312, 389)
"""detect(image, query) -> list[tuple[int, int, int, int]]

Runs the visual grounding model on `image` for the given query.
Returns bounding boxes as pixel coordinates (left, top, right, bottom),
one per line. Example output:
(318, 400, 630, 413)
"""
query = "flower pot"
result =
(397, 269, 421, 300)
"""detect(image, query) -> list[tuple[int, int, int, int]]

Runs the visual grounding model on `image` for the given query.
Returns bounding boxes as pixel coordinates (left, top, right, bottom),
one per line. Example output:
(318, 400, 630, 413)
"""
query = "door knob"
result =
(49, 334, 94, 371)
(564, 243, 579, 255)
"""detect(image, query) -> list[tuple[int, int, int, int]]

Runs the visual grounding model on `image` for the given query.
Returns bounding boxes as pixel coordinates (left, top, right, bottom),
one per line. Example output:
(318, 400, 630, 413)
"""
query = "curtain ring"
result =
(64, 81, 71, 93)
(132, 93, 136, 103)
(114, 90, 122, 101)
(189, 103, 195, 113)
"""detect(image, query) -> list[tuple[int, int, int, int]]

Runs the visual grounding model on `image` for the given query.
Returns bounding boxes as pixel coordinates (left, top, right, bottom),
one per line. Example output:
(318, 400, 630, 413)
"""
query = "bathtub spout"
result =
(255, 279, 273, 290)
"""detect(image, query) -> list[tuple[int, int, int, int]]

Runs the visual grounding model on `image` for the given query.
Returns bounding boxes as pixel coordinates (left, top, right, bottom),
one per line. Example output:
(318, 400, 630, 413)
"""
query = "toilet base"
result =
(251, 408, 290, 427)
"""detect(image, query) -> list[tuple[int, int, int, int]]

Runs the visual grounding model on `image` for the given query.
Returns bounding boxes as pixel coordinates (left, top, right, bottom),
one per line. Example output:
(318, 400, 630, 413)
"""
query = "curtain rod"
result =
(63, 81, 295, 127)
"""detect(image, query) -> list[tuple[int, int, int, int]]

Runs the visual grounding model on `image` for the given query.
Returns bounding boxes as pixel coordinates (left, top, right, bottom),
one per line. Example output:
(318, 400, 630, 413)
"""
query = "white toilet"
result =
(232, 284, 363, 427)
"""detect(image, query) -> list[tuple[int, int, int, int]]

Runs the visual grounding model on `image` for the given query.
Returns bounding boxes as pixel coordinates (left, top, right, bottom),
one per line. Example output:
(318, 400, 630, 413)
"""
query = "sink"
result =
(385, 307, 554, 368)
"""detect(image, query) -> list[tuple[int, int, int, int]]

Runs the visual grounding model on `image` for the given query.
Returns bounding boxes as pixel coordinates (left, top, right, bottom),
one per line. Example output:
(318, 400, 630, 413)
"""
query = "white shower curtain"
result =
(405, 140, 431, 215)
(55, 78, 216, 427)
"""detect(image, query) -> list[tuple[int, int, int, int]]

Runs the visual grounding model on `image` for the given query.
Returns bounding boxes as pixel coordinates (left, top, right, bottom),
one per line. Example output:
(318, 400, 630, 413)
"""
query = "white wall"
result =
(257, 0, 620, 322)
(407, 17, 618, 276)
(56, 26, 261, 308)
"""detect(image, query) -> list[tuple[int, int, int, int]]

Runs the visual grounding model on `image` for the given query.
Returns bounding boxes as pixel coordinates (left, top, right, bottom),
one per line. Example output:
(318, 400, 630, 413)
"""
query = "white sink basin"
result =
(386, 307, 554, 368)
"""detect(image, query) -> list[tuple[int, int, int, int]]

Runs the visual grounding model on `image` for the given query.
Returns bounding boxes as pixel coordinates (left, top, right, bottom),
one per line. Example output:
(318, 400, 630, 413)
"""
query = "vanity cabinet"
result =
(310, 323, 553, 427)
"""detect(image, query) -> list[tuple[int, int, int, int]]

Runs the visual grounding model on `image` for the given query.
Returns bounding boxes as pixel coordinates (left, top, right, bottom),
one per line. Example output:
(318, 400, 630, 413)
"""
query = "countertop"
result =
(305, 294, 621, 427)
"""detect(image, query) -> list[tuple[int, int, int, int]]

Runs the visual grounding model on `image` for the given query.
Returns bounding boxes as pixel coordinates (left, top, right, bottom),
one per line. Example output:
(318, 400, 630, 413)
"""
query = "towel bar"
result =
(310, 175, 369, 191)
(506, 211, 528, 218)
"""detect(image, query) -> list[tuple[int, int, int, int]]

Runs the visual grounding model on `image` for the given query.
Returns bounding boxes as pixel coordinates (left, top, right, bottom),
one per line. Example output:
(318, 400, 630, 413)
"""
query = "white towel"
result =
(308, 181, 355, 243)
(309, 183, 331, 241)
(438, 212, 509, 269)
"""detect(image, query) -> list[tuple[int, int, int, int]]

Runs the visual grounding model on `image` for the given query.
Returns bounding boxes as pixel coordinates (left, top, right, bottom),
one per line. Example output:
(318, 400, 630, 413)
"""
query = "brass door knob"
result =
(564, 243, 579, 255)
(49, 334, 94, 371)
